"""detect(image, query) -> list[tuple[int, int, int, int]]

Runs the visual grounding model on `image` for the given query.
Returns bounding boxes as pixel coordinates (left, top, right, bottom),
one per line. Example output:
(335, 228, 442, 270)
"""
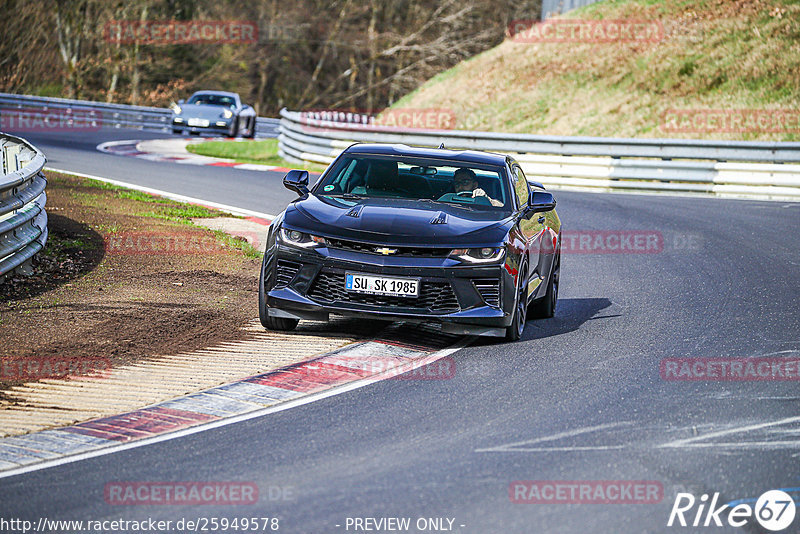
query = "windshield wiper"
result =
(421, 198, 476, 209)
(323, 193, 365, 200)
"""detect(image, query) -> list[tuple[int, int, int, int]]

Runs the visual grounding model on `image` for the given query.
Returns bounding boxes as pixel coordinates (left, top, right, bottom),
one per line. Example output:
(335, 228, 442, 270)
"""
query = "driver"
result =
(453, 168, 503, 207)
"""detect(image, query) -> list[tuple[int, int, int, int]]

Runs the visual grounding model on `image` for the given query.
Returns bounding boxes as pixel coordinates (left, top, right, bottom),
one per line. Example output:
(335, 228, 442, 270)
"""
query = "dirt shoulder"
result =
(0, 172, 264, 399)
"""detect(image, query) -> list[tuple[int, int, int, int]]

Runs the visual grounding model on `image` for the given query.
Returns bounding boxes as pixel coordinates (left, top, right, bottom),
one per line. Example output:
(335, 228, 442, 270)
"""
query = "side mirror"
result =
(528, 191, 556, 213)
(283, 169, 310, 196)
(177, 99, 184, 105)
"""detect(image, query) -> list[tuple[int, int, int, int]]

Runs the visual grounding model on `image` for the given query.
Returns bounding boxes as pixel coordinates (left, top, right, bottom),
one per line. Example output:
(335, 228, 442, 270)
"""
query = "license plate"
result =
(345, 272, 419, 297)
(187, 118, 209, 127)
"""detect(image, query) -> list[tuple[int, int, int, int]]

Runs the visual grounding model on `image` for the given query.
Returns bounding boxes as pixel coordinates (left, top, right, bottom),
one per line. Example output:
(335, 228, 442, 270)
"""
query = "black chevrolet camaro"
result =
(258, 144, 561, 340)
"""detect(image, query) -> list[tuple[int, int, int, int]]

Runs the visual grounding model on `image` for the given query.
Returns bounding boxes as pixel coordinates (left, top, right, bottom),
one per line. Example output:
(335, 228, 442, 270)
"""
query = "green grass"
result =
(58, 237, 98, 250)
(136, 204, 221, 224)
(186, 139, 328, 173)
(393, 0, 800, 141)
(93, 223, 122, 233)
(32, 83, 65, 98)
(212, 230, 262, 259)
(78, 176, 228, 221)
(53, 171, 260, 256)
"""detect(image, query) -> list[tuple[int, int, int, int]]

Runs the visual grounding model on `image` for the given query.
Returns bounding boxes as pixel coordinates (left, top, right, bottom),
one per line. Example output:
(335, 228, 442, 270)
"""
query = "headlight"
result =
(449, 247, 505, 263)
(173, 105, 182, 115)
(278, 228, 325, 248)
(222, 109, 233, 119)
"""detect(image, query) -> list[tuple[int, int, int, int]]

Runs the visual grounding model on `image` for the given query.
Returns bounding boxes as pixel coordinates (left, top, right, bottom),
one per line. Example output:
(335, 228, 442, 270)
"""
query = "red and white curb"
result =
(0, 324, 468, 478)
(97, 137, 293, 173)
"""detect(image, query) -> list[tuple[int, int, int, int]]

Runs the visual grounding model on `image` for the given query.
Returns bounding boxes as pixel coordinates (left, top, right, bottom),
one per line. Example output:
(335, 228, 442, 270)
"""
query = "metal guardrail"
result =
(0, 133, 47, 282)
(0, 93, 280, 138)
(278, 108, 800, 201)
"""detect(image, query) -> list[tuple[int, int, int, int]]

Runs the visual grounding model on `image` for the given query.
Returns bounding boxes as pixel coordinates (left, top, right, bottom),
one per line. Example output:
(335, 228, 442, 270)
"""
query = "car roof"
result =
(343, 143, 510, 167)
(190, 90, 239, 98)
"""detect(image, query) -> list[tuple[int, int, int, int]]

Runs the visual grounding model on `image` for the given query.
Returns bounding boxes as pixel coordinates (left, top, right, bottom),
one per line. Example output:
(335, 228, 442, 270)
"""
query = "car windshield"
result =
(315, 155, 511, 212)
(186, 94, 236, 108)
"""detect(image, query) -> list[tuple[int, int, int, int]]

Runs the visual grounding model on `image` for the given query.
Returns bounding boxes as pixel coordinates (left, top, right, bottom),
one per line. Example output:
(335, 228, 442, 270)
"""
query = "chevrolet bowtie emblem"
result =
(375, 247, 397, 255)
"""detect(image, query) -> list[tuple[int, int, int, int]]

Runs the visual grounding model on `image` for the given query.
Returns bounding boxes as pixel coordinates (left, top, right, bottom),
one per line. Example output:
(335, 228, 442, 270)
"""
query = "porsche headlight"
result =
(222, 109, 233, 119)
(279, 228, 325, 248)
(173, 105, 182, 115)
(449, 247, 505, 263)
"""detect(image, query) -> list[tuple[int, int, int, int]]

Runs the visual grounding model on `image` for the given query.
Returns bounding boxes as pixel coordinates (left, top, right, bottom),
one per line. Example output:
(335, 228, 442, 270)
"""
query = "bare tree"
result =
(55, 0, 93, 98)
(3, 0, 522, 113)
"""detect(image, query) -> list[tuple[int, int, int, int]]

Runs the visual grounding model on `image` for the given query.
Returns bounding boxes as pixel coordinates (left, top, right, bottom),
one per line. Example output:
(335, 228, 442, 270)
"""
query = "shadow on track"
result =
(522, 297, 613, 341)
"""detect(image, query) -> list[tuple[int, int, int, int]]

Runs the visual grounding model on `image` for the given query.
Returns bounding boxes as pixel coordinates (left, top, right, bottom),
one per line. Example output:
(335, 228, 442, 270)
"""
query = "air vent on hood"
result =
(346, 205, 364, 218)
(430, 211, 448, 225)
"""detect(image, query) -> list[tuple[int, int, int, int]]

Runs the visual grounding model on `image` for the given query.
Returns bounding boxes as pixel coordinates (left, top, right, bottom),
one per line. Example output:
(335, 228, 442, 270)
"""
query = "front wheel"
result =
(245, 118, 256, 138)
(228, 118, 239, 138)
(506, 267, 528, 341)
(258, 261, 299, 331)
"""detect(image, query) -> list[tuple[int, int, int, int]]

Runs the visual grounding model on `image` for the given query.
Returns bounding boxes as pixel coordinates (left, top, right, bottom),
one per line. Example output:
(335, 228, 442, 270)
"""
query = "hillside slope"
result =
(391, 0, 800, 140)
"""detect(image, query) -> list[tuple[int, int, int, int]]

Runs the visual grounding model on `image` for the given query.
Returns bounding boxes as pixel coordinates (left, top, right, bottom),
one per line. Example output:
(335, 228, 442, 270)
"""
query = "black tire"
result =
(505, 265, 528, 341)
(529, 252, 559, 319)
(245, 118, 256, 138)
(228, 118, 239, 138)
(258, 259, 299, 331)
(172, 128, 182, 135)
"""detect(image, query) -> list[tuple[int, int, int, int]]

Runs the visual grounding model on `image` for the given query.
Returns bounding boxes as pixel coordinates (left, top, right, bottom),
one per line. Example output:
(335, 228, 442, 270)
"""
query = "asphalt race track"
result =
(16, 128, 296, 215)
(2, 127, 799, 532)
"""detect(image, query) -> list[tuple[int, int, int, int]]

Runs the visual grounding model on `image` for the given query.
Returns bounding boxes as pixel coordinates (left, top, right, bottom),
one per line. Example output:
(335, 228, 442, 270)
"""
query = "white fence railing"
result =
(0, 93, 280, 138)
(278, 109, 800, 201)
(0, 133, 47, 281)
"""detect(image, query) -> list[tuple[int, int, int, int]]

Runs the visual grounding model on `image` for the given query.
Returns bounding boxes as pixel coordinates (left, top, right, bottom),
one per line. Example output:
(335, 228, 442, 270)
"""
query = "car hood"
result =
(175, 104, 231, 120)
(283, 195, 511, 247)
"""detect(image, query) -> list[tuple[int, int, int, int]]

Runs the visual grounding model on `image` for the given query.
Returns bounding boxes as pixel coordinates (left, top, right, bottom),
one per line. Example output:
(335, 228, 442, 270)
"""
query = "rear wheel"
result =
(529, 252, 559, 319)
(258, 260, 299, 331)
(506, 265, 528, 341)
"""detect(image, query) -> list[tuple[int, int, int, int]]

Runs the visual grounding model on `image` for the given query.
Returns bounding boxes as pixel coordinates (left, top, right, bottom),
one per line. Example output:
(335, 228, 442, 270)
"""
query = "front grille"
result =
(473, 278, 501, 307)
(275, 260, 302, 287)
(308, 269, 459, 313)
(324, 237, 451, 258)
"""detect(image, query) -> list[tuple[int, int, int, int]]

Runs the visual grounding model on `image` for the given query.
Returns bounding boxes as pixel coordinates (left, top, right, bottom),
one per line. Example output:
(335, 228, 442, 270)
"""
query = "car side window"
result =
(511, 166, 529, 209)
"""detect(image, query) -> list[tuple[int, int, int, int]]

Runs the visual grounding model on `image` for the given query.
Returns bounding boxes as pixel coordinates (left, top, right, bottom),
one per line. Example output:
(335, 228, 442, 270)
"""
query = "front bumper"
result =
(265, 243, 516, 335)
(172, 117, 231, 134)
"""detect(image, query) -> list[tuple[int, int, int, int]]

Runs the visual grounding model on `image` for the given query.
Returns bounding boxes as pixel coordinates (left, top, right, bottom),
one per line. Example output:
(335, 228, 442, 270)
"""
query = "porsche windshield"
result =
(187, 94, 236, 108)
(316, 155, 511, 211)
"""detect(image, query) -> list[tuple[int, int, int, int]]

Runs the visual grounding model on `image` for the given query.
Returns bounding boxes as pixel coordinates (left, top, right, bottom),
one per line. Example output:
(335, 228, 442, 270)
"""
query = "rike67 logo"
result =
(668, 490, 796, 531)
